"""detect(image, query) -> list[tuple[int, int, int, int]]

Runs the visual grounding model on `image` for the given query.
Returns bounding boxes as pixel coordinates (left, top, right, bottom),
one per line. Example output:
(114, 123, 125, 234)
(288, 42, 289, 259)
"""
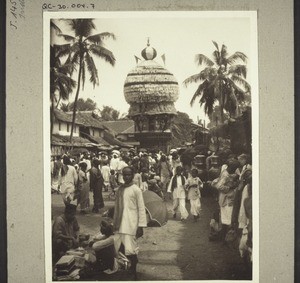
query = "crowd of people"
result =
(51, 147, 253, 278)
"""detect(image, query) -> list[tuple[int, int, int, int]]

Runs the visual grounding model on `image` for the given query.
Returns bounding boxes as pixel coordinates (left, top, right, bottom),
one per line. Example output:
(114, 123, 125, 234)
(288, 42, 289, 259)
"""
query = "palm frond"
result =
(227, 78, 246, 94)
(183, 73, 202, 86)
(200, 86, 217, 116)
(227, 52, 248, 65)
(199, 67, 218, 81)
(85, 52, 99, 87)
(64, 54, 77, 74)
(50, 21, 62, 34)
(228, 65, 247, 78)
(212, 50, 221, 66)
(71, 50, 80, 66)
(58, 33, 75, 42)
(220, 44, 228, 64)
(86, 32, 116, 44)
(212, 41, 219, 51)
(190, 80, 210, 106)
(89, 44, 116, 66)
(224, 90, 238, 115)
(230, 74, 251, 93)
(53, 44, 72, 59)
(70, 19, 96, 38)
(194, 54, 214, 67)
(57, 81, 70, 101)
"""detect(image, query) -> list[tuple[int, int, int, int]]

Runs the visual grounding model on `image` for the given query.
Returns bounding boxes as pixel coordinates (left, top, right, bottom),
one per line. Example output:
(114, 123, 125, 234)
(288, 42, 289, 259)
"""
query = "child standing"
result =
(101, 161, 111, 192)
(109, 169, 118, 198)
(186, 169, 203, 221)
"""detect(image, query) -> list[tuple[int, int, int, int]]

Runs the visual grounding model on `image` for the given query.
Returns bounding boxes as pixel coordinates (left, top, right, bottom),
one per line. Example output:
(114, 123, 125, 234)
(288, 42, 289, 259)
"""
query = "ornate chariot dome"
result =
(124, 42, 179, 117)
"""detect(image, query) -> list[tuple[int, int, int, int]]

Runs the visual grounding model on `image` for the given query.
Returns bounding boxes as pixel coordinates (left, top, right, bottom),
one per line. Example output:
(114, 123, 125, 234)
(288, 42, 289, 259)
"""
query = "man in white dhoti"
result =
(167, 166, 189, 221)
(113, 166, 147, 279)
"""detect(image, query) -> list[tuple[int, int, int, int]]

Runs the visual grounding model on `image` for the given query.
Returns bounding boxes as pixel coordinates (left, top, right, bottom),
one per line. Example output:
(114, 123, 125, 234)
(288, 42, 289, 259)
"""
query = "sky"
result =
(50, 12, 254, 123)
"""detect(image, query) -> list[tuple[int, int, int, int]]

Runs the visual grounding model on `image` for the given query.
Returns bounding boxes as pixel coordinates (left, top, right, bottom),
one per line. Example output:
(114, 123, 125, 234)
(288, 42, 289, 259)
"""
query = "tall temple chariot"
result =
(124, 40, 179, 152)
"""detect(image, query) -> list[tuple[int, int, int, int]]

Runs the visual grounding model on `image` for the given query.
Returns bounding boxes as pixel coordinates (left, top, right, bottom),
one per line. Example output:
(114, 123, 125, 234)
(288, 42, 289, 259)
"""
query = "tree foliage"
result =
(184, 41, 251, 122)
(52, 19, 116, 141)
(170, 112, 194, 147)
(68, 98, 97, 111)
(100, 105, 121, 121)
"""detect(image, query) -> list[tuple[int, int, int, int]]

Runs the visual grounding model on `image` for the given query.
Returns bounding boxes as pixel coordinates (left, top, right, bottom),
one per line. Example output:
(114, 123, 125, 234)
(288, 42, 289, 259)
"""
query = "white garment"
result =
(113, 233, 139, 255)
(172, 198, 189, 220)
(167, 175, 186, 199)
(110, 158, 120, 171)
(116, 161, 128, 184)
(83, 159, 91, 171)
(168, 175, 188, 220)
(190, 198, 201, 216)
(101, 165, 111, 185)
(238, 184, 250, 229)
(60, 165, 78, 194)
(117, 184, 147, 235)
(220, 205, 233, 225)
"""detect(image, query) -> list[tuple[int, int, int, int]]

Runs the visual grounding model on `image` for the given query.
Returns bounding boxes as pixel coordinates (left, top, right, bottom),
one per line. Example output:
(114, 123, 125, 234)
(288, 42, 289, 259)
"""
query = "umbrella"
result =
(142, 190, 168, 227)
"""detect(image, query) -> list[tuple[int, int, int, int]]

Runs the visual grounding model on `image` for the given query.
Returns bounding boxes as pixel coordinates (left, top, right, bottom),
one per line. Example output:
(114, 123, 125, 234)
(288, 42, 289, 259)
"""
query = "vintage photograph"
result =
(44, 11, 258, 282)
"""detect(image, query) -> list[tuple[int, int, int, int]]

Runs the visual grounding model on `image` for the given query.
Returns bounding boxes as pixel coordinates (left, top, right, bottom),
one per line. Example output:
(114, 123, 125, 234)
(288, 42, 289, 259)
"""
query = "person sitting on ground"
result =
(89, 220, 117, 273)
(52, 204, 79, 263)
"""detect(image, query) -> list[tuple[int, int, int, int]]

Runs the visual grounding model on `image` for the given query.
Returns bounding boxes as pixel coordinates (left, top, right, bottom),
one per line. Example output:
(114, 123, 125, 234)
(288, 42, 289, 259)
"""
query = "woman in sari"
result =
(77, 162, 90, 214)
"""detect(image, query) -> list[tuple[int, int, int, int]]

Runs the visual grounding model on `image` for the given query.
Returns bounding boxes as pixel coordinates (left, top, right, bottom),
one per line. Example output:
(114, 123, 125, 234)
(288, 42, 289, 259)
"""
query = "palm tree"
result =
(58, 19, 116, 141)
(184, 41, 251, 123)
(50, 21, 76, 135)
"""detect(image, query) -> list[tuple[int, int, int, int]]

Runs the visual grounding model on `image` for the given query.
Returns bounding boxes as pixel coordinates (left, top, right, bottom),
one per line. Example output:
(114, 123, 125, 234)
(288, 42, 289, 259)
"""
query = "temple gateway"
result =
(124, 41, 179, 152)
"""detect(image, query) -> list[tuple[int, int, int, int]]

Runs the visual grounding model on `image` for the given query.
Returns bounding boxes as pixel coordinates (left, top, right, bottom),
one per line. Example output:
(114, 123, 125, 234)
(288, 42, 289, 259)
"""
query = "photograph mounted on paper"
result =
(44, 11, 258, 282)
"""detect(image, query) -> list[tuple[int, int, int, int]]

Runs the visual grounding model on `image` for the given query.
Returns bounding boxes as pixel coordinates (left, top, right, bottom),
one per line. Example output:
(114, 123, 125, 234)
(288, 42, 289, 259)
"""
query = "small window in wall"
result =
(59, 122, 61, 131)
(92, 129, 95, 136)
(99, 131, 101, 137)
(67, 123, 70, 132)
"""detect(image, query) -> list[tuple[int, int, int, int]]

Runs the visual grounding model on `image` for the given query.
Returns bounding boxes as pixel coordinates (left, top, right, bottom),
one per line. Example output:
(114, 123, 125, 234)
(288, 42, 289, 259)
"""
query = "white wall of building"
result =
(53, 121, 79, 137)
(89, 127, 104, 138)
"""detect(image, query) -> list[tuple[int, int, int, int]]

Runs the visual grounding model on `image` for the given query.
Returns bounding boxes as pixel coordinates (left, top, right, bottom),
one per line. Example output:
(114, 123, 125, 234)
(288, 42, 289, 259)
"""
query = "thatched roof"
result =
(65, 111, 104, 129)
(100, 120, 135, 135)
(54, 110, 84, 126)
(102, 131, 133, 148)
(51, 134, 92, 147)
(54, 110, 105, 130)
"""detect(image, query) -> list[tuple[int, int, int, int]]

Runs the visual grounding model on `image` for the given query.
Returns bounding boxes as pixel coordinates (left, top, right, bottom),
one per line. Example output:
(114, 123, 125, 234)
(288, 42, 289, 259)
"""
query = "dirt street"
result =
(51, 191, 251, 281)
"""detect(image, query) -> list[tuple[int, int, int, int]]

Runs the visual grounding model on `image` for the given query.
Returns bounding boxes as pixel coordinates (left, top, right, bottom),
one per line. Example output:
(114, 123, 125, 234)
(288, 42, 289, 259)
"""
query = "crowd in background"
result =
(51, 147, 253, 267)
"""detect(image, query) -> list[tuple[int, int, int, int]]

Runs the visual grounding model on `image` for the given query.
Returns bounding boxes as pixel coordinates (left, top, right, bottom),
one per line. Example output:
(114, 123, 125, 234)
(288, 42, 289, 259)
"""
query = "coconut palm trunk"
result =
(70, 53, 83, 142)
(51, 94, 55, 139)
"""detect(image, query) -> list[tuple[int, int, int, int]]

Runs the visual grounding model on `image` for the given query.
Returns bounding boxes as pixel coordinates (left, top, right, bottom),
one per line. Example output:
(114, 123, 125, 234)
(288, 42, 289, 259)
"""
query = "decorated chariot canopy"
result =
(123, 39, 179, 151)
(124, 40, 179, 119)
